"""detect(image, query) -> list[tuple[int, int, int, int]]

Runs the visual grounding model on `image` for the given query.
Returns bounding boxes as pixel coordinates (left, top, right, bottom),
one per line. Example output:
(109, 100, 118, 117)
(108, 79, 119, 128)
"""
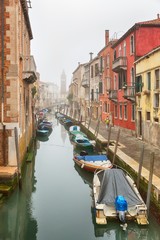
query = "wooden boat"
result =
(69, 125, 80, 132)
(69, 125, 87, 139)
(71, 134, 94, 150)
(36, 128, 49, 137)
(63, 118, 73, 128)
(73, 152, 112, 173)
(92, 168, 149, 227)
(38, 120, 53, 130)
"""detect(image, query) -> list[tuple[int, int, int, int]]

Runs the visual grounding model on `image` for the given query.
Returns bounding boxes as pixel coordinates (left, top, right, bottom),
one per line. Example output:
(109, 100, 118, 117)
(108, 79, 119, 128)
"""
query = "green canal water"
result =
(0, 119, 160, 239)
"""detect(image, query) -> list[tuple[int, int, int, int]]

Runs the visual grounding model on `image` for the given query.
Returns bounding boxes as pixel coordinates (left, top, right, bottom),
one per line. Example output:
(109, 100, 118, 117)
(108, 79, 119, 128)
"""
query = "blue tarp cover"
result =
(76, 155, 108, 162)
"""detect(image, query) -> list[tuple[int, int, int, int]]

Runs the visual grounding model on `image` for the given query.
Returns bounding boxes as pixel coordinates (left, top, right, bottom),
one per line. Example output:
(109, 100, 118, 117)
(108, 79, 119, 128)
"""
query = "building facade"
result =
(0, 0, 37, 166)
(135, 46, 160, 147)
(111, 15, 160, 134)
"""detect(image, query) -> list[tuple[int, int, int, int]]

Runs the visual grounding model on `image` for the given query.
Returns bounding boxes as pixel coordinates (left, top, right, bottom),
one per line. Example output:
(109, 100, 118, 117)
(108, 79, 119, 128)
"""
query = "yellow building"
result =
(135, 46, 160, 147)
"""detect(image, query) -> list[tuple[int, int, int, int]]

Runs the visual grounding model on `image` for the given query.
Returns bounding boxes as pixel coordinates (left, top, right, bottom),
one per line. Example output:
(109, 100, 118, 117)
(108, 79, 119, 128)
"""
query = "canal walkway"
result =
(86, 120, 160, 178)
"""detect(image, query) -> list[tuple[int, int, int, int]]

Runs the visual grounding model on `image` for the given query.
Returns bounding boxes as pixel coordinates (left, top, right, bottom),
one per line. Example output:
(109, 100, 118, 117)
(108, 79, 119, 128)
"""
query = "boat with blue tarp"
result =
(73, 151, 112, 172)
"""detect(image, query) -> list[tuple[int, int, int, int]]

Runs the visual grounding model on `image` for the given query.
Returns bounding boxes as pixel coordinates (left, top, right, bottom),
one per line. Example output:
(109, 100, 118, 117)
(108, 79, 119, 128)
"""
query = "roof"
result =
(112, 17, 160, 48)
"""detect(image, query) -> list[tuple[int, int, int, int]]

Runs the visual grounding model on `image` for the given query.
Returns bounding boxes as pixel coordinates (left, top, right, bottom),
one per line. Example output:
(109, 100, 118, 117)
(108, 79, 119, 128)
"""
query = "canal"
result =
(0, 116, 160, 239)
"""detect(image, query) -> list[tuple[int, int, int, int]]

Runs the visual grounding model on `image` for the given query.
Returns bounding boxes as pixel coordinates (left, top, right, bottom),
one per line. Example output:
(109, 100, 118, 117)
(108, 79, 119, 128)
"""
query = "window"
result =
(99, 56, 103, 73)
(95, 63, 99, 76)
(124, 104, 127, 120)
(136, 75, 143, 92)
(154, 93, 159, 108)
(131, 104, 135, 121)
(104, 102, 107, 112)
(114, 50, 116, 60)
(130, 35, 134, 54)
(146, 112, 150, 121)
(106, 54, 110, 68)
(114, 104, 118, 118)
(119, 104, 122, 119)
(155, 69, 160, 89)
(123, 41, 126, 56)
(114, 75, 117, 90)
(91, 89, 94, 101)
(118, 45, 122, 57)
(147, 72, 151, 90)
(154, 117, 159, 123)
(99, 81, 103, 94)
(91, 65, 93, 78)
(118, 71, 126, 89)
(131, 67, 135, 86)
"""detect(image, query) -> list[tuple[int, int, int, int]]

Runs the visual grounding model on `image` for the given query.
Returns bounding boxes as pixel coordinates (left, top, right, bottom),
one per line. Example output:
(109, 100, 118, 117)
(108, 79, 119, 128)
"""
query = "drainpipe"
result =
(1, 0, 7, 165)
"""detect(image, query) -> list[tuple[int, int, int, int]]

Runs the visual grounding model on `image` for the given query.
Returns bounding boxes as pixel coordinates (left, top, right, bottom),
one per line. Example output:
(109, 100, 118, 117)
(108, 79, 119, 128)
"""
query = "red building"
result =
(110, 15, 160, 133)
(98, 30, 117, 123)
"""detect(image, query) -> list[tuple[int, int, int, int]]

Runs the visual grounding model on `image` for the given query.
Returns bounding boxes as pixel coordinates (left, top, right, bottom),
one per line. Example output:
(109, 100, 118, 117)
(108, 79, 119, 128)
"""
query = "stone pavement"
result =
(88, 120, 160, 179)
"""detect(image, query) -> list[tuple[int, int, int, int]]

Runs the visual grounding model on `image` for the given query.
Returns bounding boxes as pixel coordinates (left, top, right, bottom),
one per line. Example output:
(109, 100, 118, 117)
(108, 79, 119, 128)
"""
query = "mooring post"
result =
(95, 119, 100, 140)
(106, 125, 111, 155)
(137, 143, 144, 189)
(112, 128, 120, 165)
(146, 151, 155, 217)
(14, 127, 22, 189)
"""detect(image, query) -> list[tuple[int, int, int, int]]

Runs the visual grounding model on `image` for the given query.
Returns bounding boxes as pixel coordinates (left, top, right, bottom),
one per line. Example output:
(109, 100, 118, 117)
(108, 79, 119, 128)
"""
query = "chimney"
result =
(105, 30, 109, 46)
(157, 13, 160, 19)
(89, 52, 93, 61)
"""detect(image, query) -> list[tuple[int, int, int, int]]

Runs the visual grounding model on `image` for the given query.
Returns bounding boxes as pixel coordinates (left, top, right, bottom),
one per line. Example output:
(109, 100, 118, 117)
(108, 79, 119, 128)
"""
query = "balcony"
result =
(82, 79, 89, 88)
(108, 90, 118, 101)
(112, 56, 127, 73)
(123, 86, 135, 102)
(23, 55, 37, 84)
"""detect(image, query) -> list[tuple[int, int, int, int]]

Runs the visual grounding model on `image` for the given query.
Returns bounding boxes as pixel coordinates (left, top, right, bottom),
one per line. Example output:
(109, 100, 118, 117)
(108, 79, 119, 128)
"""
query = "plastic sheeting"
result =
(97, 169, 143, 207)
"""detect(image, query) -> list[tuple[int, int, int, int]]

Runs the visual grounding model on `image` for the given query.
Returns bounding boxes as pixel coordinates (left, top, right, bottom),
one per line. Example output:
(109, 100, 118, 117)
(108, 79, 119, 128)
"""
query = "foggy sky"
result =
(29, 0, 160, 88)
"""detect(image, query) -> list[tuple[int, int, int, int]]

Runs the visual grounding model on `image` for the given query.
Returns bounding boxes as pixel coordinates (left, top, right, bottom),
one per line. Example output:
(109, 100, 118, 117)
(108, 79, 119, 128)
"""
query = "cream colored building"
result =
(135, 46, 160, 147)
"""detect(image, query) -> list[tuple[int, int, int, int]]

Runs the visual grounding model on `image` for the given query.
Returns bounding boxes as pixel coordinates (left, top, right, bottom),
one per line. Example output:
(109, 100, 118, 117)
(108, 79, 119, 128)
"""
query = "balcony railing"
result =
(108, 90, 118, 100)
(23, 55, 37, 84)
(123, 86, 135, 101)
(112, 56, 127, 73)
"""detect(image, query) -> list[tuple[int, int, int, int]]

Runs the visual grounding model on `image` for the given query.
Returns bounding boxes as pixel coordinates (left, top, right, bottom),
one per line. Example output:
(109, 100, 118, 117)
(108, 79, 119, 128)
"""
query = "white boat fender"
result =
(81, 163, 84, 168)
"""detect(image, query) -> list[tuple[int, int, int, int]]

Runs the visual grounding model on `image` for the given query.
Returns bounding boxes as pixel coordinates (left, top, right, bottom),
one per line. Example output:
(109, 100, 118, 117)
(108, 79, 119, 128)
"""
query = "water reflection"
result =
(0, 153, 38, 239)
(0, 121, 160, 240)
(91, 206, 150, 239)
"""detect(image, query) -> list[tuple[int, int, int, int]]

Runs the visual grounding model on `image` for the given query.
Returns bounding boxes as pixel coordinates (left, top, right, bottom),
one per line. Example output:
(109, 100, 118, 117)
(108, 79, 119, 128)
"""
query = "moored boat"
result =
(73, 152, 112, 173)
(36, 128, 49, 137)
(71, 134, 94, 150)
(92, 168, 149, 227)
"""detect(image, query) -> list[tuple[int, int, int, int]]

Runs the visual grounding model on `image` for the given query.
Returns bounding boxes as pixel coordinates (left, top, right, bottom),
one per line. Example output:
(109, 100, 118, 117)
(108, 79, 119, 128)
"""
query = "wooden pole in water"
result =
(112, 128, 120, 165)
(14, 127, 22, 189)
(106, 125, 111, 155)
(146, 151, 154, 217)
(137, 143, 144, 189)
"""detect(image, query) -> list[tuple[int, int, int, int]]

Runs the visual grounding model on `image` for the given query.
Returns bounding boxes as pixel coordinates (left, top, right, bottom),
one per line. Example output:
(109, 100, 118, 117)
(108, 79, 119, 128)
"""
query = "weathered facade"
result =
(111, 15, 160, 134)
(0, 0, 37, 166)
(69, 63, 85, 120)
(98, 30, 117, 124)
(135, 46, 160, 147)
